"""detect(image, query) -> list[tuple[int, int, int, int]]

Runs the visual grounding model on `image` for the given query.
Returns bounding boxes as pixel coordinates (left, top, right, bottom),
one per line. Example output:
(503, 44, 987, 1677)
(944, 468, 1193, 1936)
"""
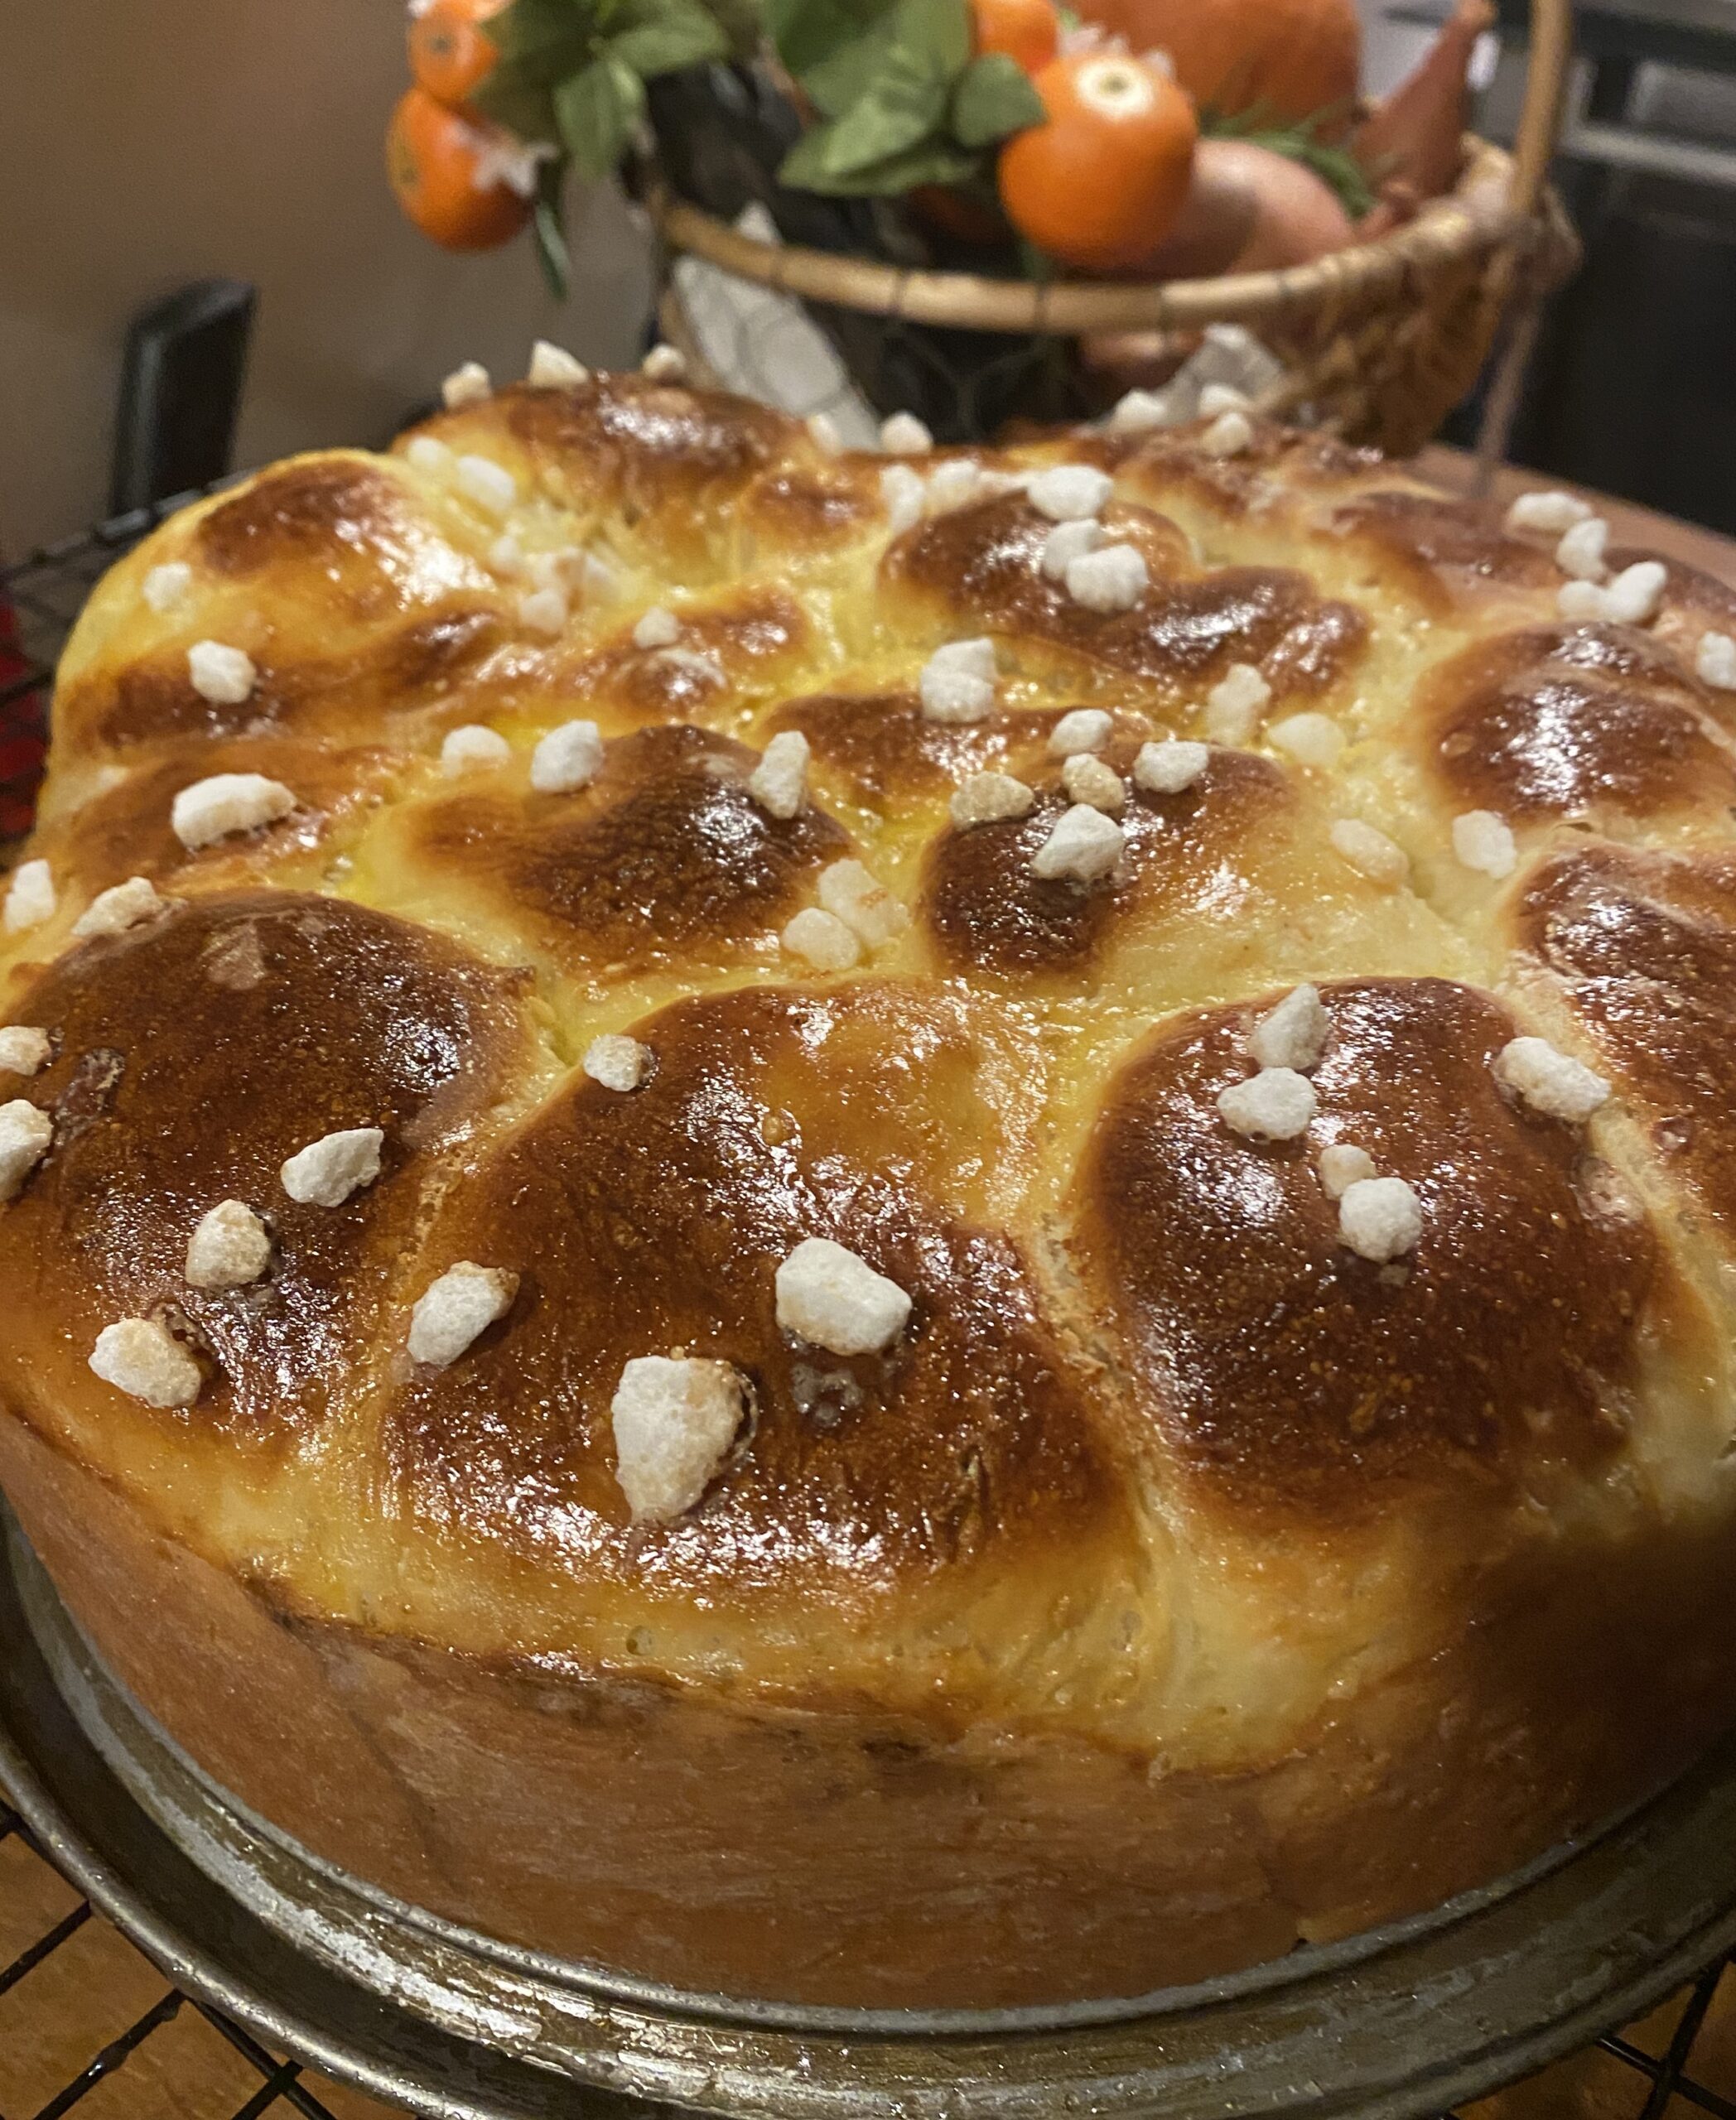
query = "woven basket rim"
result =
(648, 135, 1537, 337)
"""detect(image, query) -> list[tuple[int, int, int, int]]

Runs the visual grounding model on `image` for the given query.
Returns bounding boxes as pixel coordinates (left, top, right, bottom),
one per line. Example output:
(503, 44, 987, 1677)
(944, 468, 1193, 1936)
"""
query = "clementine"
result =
(971, 0, 1061, 75)
(387, 87, 534, 251)
(997, 53, 1198, 273)
(408, 0, 506, 110)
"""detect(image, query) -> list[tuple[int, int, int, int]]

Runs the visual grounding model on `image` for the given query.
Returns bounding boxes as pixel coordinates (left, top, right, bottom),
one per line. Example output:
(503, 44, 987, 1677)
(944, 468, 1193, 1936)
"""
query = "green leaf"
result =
(950, 51, 1043, 147)
(553, 54, 646, 177)
(766, 0, 890, 108)
(779, 127, 980, 193)
(888, 0, 968, 79)
(470, 69, 563, 143)
(814, 42, 948, 174)
(484, 0, 596, 80)
(533, 166, 572, 299)
(605, 0, 729, 75)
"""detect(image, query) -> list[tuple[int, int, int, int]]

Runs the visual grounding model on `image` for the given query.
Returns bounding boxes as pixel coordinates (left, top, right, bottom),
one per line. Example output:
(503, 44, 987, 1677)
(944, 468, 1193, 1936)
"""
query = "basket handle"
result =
(1509, 0, 1574, 219)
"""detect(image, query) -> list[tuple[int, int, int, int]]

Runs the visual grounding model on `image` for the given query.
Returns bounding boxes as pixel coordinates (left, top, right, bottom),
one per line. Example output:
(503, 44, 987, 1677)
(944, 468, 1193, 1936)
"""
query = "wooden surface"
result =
(1, 455, 1733, 2118)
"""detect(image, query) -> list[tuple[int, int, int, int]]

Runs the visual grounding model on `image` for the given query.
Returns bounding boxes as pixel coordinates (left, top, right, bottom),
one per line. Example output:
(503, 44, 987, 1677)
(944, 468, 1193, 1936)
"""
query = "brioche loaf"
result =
(5, 362, 1736, 2009)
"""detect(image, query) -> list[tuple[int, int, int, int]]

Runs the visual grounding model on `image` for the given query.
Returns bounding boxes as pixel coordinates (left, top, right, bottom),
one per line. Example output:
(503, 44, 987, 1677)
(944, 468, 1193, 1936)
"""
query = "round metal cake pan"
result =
(7, 1504, 1736, 2120)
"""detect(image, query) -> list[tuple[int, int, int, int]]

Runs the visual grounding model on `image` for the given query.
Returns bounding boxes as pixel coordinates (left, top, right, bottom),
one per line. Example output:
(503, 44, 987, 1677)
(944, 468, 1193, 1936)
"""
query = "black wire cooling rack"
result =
(7, 498, 1736, 2120)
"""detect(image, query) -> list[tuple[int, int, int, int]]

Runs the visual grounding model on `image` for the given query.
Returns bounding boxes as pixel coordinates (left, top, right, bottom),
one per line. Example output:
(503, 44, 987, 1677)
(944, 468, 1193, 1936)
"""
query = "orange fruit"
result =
(1073, 0, 1360, 127)
(997, 53, 1198, 273)
(386, 87, 534, 251)
(971, 0, 1060, 75)
(407, 0, 505, 109)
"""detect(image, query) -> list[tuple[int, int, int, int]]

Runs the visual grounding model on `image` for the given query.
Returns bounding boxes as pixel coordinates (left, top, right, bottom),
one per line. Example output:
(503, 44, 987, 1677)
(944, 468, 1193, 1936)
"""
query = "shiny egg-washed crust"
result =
(7, 371, 1736, 2009)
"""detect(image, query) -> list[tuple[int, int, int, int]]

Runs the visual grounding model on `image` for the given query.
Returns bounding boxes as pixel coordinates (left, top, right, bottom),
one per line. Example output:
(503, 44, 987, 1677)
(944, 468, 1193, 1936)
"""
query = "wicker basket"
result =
(645, 0, 1577, 458)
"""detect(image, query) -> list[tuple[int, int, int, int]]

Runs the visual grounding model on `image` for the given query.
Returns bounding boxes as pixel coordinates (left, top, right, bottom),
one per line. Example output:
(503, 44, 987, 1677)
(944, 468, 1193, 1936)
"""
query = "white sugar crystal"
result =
(1062, 753, 1126, 813)
(405, 434, 451, 474)
(455, 453, 517, 515)
(1556, 578, 1607, 621)
(1267, 711, 1343, 769)
(1319, 1142, 1377, 1200)
(1559, 564, 1666, 625)
(3, 859, 55, 934)
(1603, 559, 1667, 625)
(819, 859, 909, 949)
(1030, 802, 1124, 883)
(1048, 707, 1112, 757)
(1198, 383, 1250, 417)
(0, 1026, 50, 1076)
(185, 1199, 272, 1289)
(640, 344, 686, 381)
(775, 1236, 911, 1356)
(1107, 388, 1175, 435)
(1555, 517, 1609, 581)
(1204, 662, 1271, 745)
(580, 551, 618, 598)
(441, 360, 491, 409)
(280, 1126, 383, 1207)
(747, 730, 810, 820)
(950, 771, 1034, 826)
(518, 585, 568, 635)
(926, 458, 988, 513)
(441, 723, 510, 774)
(611, 1355, 745, 1523)
(1504, 489, 1590, 536)
(1133, 739, 1208, 794)
(1028, 464, 1113, 523)
(1330, 817, 1408, 889)
(142, 561, 192, 613)
(633, 605, 681, 650)
(1452, 808, 1517, 879)
(171, 772, 296, 850)
(880, 462, 926, 534)
(880, 412, 933, 455)
(408, 1260, 518, 1367)
(1200, 409, 1253, 458)
(1217, 1067, 1315, 1141)
(806, 412, 843, 454)
(583, 1034, 649, 1091)
(530, 719, 602, 793)
(71, 876, 165, 940)
(920, 638, 997, 724)
(781, 906, 860, 971)
(186, 639, 256, 705)
(1041, 518, 1105, 581)
(1338, 1175, 1422, 1261)
(0, 1100, 52, 1202)
(1494, 1034, 1610, 1123)
(1066, 542, 1147, 614)
(89, 1318, 200, 1407)
(527, 340, 589, 388)
(658, 645, 727, 687)
(1695, 631, 1736, 690)
(489, 533, 524, 576)
(1249, 984, 1328, 1072)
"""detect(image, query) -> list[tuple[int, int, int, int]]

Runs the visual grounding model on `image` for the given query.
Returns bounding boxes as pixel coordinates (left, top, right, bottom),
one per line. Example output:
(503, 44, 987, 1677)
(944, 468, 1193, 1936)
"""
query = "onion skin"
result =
(1354, 0, 1493, 201)
(1138, 149, 1259, 279)
(1190, 139, 1356, 273)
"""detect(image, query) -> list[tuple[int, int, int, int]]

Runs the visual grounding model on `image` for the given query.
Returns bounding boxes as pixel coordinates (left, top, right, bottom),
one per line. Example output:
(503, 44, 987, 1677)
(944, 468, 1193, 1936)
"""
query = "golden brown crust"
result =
(6, 381, 1736, 2011)
(1416, 622, 1733, 823)
(1072, 976, 1660, 1513)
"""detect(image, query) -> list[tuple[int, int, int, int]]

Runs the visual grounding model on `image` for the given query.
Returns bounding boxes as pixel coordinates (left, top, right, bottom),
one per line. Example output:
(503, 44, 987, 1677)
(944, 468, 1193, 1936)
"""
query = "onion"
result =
(1196, 139, 1356, 273)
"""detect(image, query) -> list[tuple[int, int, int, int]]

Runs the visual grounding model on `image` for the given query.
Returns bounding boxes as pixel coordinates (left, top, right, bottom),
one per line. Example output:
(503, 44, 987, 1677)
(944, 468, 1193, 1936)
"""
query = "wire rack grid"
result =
(7, 509, 1736, 2120)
